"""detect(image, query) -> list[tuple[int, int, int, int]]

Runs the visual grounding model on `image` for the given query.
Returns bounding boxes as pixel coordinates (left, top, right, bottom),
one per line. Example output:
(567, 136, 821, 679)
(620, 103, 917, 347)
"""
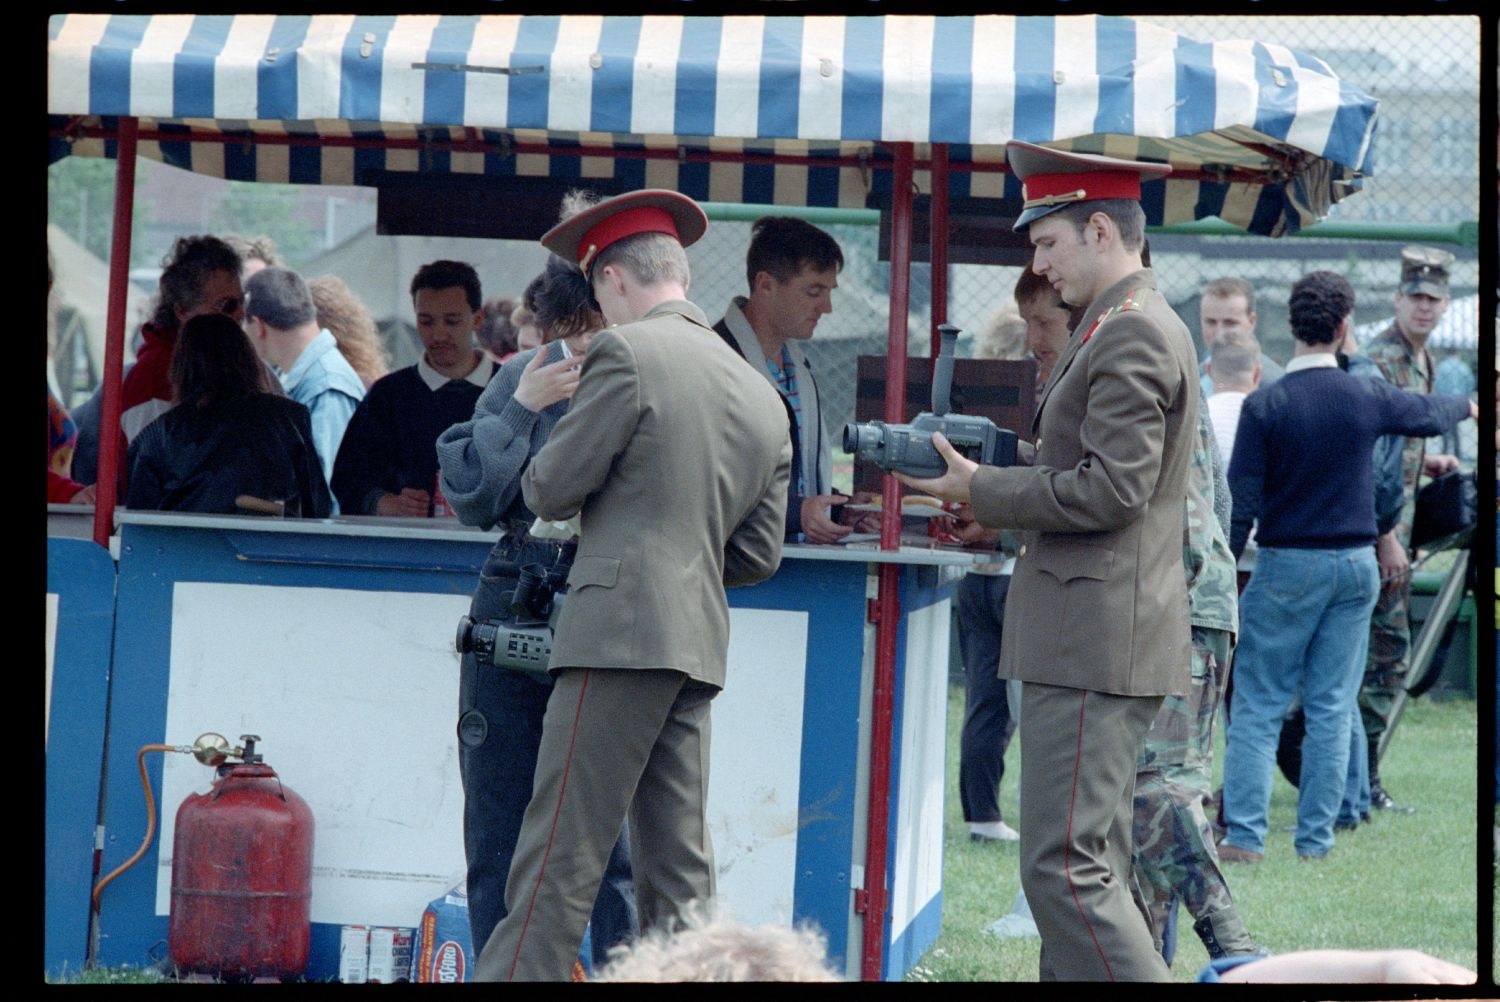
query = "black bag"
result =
(1409, 470, 1476, 550)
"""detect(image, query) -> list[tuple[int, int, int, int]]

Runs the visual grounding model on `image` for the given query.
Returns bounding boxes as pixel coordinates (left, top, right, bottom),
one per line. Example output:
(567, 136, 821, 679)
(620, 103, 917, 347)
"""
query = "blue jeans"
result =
(1338, 705, 1369, 825)
(1222, 546, 1379, 857)
(956, 573, 1016, 823)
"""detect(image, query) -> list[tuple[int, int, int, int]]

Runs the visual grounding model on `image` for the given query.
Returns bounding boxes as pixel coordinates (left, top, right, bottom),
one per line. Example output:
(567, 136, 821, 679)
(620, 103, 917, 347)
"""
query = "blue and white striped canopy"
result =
(48, 13, 1379, 236)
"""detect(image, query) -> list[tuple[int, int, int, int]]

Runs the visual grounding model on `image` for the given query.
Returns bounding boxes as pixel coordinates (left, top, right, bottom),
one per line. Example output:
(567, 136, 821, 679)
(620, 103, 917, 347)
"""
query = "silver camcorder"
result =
(455, 537, 574, 676)
(842, 324, 1017, 478)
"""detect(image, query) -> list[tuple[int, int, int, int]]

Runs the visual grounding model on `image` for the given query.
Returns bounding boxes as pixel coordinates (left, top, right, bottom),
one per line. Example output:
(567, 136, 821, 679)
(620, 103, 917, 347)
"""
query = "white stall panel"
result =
(710, 607, 809, 924)
(156, 583, 471, 926)
(46, 592, 59, 749)
(155, 582, 810, 930)
(887, 598, 949, 935)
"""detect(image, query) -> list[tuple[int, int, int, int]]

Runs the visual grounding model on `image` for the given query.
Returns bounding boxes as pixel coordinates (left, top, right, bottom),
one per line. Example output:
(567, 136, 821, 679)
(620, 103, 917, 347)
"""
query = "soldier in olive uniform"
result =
(899, 142, 1196, 982)
(1133, 404, 1259, 964)
(1358, 246, 1460, 815)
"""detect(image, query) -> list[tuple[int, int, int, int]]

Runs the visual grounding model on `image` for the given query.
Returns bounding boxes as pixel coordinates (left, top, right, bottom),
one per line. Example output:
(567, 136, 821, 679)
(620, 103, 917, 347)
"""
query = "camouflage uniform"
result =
(1133, 403, 1256, 960)
(1360, 322, 1433, 758)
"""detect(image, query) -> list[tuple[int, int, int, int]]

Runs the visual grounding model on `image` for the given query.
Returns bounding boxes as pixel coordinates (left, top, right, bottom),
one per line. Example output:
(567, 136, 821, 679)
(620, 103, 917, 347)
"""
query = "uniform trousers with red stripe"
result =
(1018, 681, 1172, 982)
(474, 667, 717, 982)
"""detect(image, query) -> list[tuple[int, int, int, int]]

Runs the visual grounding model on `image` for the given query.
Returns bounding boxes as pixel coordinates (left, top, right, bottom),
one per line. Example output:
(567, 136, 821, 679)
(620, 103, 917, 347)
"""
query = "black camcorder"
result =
(842, 324, 1017, 478)
(456, 534, 575, 676)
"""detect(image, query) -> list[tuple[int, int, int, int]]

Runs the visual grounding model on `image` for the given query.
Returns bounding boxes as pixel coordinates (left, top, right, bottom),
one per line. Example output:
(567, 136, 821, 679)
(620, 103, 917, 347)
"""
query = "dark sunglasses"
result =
(210, 296, 243, 316)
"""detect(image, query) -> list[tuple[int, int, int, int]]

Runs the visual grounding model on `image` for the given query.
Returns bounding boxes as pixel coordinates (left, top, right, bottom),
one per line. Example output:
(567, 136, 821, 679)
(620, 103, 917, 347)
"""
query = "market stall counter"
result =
(49, 510, 992, 981)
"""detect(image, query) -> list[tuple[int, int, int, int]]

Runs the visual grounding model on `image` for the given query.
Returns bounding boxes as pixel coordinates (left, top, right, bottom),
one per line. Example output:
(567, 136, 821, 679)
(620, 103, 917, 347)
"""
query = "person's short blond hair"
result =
(1210, 335, 1260, 386)
(1202, 276, 1255, 314)
(974, 304, 1028, 360)
(222, 233, 284, 270)
(510, 302, 535, 330)
(592, 903, 839, 983)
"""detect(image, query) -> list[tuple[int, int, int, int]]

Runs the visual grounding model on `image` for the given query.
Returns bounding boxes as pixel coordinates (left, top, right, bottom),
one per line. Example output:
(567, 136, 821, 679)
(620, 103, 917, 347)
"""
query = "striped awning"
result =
(48, 13, 1379, 236)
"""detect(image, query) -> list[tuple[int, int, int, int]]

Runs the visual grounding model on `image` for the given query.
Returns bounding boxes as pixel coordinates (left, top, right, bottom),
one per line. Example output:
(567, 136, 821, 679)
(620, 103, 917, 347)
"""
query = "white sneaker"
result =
(969, 820, 1019, 842)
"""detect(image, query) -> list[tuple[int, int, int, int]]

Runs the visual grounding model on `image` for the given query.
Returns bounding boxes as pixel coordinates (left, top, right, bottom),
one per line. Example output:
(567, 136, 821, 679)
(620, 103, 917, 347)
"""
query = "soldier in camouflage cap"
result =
(1397, 245, 1455, 299)
(1356, 245, 1460, 816)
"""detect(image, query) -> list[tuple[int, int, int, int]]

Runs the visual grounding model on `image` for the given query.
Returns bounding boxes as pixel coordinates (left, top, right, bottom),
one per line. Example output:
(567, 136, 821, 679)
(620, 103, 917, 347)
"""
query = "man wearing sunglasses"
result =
(102, 235, 251, 501)
(119, 235, 247, 448)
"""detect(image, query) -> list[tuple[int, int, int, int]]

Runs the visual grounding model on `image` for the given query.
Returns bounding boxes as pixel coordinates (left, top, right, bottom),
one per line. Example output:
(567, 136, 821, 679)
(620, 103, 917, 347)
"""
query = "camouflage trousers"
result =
(1133, 626, 1255, 958)
(1359, 574, 1411, 750)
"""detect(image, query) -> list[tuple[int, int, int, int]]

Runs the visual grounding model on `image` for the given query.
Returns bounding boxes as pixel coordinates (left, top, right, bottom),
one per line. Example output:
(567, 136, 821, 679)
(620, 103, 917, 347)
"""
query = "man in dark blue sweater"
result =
(1219, 271, 1473, 863)
(331, 260, 496, 516)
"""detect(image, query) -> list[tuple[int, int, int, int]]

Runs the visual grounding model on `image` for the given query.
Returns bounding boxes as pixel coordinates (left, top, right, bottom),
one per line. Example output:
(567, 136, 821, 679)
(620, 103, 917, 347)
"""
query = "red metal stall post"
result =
(859, 141, 916, 982)
(91, 117, 137, 548)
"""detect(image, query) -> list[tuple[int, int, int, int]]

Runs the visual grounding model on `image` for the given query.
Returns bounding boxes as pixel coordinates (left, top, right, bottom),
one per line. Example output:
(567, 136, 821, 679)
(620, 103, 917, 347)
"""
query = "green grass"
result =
(44, 964, 168, 984)
(907, 681, 1479, 981)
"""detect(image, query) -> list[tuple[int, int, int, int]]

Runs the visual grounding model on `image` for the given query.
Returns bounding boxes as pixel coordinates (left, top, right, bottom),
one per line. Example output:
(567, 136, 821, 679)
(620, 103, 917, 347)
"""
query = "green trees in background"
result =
(210, 181, 320, 266)
(49, 159, 321, 271)
(47, 158, 153, 268)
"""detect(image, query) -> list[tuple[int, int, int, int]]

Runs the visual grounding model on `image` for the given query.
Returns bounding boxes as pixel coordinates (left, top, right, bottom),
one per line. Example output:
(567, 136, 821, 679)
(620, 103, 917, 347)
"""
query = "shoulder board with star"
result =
(1081, 289, 1147, 344)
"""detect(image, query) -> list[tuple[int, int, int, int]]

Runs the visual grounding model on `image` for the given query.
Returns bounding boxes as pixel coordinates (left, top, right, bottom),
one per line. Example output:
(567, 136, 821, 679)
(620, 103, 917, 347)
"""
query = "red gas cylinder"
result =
(168, 735, 315, 981)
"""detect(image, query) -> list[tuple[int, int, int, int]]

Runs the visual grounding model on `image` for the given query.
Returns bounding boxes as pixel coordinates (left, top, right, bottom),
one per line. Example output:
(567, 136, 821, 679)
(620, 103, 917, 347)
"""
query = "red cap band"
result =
(577, 206, 680, 271)
(1022, 169, 1143, 207)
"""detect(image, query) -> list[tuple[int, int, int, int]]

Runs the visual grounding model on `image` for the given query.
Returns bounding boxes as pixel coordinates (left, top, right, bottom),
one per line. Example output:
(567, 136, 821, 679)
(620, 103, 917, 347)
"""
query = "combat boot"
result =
(1368, 736, 1415, 813)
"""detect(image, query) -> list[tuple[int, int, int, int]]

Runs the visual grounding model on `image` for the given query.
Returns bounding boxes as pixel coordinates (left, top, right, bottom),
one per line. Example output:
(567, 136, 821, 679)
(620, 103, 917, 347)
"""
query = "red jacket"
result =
(110, 322, 177, 497)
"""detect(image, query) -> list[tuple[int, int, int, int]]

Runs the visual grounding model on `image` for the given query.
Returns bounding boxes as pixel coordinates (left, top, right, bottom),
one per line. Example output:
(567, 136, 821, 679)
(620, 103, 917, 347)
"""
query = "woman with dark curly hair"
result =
(435, 250, 635, 972)
(125, 313, 331, 517)
(476, 295, 522, 364)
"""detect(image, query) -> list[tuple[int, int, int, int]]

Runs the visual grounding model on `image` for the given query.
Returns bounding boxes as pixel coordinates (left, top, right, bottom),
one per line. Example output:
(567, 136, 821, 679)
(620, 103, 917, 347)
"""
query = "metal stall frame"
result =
(56, 117, 956, 980)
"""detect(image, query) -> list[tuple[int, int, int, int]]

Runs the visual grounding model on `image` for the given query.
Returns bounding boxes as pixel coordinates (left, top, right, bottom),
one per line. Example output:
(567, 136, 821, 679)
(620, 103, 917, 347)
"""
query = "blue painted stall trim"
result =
(46, 538, 119, 979)
(728, 557, 868, 975)
(881, 564, 951, 979)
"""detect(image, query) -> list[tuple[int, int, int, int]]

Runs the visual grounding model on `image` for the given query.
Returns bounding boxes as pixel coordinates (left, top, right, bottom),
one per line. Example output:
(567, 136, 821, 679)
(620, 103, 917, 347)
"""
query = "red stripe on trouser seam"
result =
(507, 669, 592, 981)
(1063, 691, 1115, 981)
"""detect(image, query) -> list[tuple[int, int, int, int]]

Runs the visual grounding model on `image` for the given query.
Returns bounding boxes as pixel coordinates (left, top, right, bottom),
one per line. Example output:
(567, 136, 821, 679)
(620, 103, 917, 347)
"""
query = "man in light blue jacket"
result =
(246, 267, 365, 512)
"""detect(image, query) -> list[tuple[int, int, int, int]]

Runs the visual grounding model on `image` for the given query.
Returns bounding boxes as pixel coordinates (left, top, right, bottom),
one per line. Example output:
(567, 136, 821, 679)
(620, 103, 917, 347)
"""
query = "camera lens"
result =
(843, 422, 883, 455)
(456, 615, 477, 654)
